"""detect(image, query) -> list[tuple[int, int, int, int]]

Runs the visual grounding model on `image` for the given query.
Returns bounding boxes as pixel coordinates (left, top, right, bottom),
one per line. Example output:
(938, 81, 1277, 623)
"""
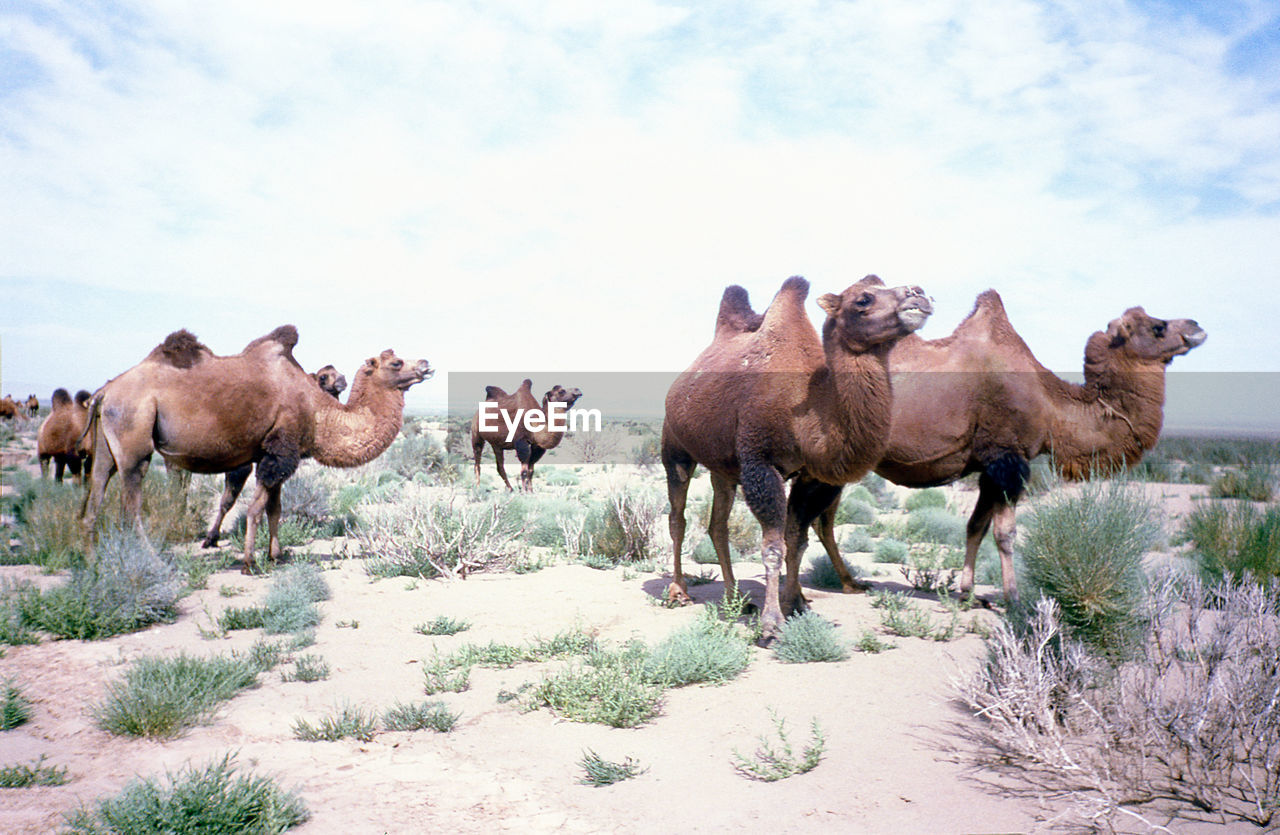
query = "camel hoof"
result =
(666, 584, 693, 606)
(201, 538, 218, 549)
(841, 579, 872, 594)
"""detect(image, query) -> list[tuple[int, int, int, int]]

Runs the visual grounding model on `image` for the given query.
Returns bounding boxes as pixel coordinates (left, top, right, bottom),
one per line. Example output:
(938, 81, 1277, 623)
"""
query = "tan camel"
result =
(662, 275, 932, 642)
(0, 396, 17, 420)
(25, 395, 39, 418)
(470, 380, 584, 490)
(81, 326, 432, 572)
(201, 364, 349, 548)
(797, 291, 1206, 602)
(37, 389, 92, 482)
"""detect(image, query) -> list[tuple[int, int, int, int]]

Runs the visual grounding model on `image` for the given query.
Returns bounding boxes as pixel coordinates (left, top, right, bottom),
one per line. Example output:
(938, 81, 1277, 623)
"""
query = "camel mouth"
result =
(400, 360, 434, 388)
(1182, 329, 1207, 351)
(897, 302, 932, 332)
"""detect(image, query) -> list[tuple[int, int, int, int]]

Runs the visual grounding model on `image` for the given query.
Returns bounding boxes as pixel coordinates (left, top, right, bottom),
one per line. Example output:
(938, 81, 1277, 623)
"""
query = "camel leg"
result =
(265, 484, 283, 564)
(243, 428, 300, 573)
(783, 477, 843, 614)
(39, 456, 50, 480)
(472, 434, 485, 482)
(662, 440, 696, 604)
(810, 492, 867, 593)
(959, 483, 998, 597)
(203, 464, 251, 548)
(739, 457, 787, 645)
(708, 471, 738, 594)
(242, 485, 270, 574)
(991, 502, 1019, 603)
(67, 456, 82, 485)
(490, 443, 514, 491)
(520, 444, 546, 491)
(80, 428, 117, 543)
(119, 456, 151, 542)
(53, 458, 66, 483)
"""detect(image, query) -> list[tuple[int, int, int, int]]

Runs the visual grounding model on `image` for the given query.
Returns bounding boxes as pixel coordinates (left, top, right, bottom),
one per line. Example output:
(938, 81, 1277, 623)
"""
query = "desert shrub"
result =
(63, 754, 307, 834)
(834, 496, 876, 525)
(1210, 465, 1275, 502)
(632, 433, 662, 468)
(1, 679, 31, 730)
(281, 654, 330, 683)
(414, 615, 471, 636)
(695, 497, 763, 554)
(526, 642, 663, 728)
(522, 497, 580, 548)
(93, 653, 259, 739)
(422, 656, 472, 694)
(874, 592, 937, 638)
(903, 488, 947, 512)
(840, 527, 873, 553)
(958, 578, 1280, 828)
(13, 481, 85, 568)
(19, 529, 182, 640)
(1180, 500, 1280, 584)
(292, 704, 378, 742)
(867, 515, 907, 540)
(854, 629, 894, 653)
(578, 750, 647, 786)
(0, 756, 68, 788)
(905, 507, 965, 546)
(382, 700, 459, 733)
(859, 473, 897, 509)
(1019, 479, 1161, 653)
(731, 710, 825, 781)
(280, 467, 333, 528)
(873, 538, 909, 564)
(644, 608, 752, 686)
(376, 432, 460, 482)
(691, 537, 743, 566)
(803, 553, 861, 590)
(261, 565, 329, 635)
(543, 467, 580, 486)
(578, 485, 664, 563)
(773, 612, 849, 663)
(900, 544, 962, 594)
(356, 485, 525, 578)
(218, 605, 266, 631)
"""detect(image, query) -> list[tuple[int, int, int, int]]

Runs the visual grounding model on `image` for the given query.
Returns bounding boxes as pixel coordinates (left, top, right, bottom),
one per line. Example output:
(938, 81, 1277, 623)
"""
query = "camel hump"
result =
(759, 275, 812, 334)
(973, 289, 1006, 315)
(51, 388, 71, 408)
(74, 390, 92, 406)
(484, 385, 508, 400)
(245, 325, 299, 352)
(146, 329, 210, 369)
(519, 378, 533, 391)
(715, 285, 764, 336)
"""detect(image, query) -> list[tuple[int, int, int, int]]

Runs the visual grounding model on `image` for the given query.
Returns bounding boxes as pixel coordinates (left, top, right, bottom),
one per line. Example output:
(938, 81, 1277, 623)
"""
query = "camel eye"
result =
(1152, 323, 1166, 338)
(389, 360, 403, 369)
(855, 293, 873, 308)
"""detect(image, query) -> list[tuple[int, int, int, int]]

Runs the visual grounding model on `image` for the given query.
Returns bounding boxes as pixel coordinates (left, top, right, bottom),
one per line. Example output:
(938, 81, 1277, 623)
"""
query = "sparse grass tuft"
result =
(1209, 464, 1275, 502)
(526, 642, 663, 728)
(644, 607, 752, 686)
(382, 700, 459, 733)
(0, 755, 68, 788)
(2, 679, 31, 730)
(261, 565, 329, 635)
(578, 749, 647, 787)
(1180, 500, 1280, 584)
(92, 653, 259, 739)
(217, 605, 266, 632)
(414, 615, 471, 636)
(62, 753, 307, 833)
(731, 710, 825, 781)
(292, 704, 378, 742)
(281, 654, 329, 683)
(773, 612, 849, 663)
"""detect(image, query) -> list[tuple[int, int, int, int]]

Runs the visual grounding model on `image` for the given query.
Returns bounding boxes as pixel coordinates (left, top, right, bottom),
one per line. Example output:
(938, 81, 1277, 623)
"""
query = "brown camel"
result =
(0, 396, 17, 420)
(796, 291, 1206, 602)
(201, 364, 349, 548)
(81, 326, 432, 572)
(37, 389, 93, 482)
(25, 395, 39, 418)
(662, 275, 932, 642)
(470, 380, 584, 490)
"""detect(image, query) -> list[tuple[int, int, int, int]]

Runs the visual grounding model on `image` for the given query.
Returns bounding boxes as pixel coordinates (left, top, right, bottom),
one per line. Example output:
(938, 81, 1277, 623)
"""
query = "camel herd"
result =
(19, 276, 1205, 637)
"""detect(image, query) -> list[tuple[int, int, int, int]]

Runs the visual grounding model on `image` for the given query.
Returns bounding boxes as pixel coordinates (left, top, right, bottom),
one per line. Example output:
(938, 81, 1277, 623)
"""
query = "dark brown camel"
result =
(470, 380, 584, 490)
(0, 396, 18, 420)
(795, 292, 1206, 602)
(201, 364, 349, 548)
(82, 326, 431, 572)
(25, 395, 39, 418)
(37, 388, 92, 482)
(662, 275, 932, 642)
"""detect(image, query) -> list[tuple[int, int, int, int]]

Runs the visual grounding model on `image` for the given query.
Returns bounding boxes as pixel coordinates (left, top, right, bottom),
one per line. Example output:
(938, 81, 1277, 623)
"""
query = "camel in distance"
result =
(81, 326, 432, 572)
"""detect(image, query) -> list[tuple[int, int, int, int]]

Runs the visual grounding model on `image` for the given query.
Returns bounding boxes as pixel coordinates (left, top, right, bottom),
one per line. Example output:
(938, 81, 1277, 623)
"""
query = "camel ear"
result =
(817, 294, 842, 316)
(1105, 316, 1129, 346)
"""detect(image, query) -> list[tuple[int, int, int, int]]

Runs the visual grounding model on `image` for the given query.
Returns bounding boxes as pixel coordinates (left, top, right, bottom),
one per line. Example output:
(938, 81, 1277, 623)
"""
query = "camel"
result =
(470, 379, 584, 490)
(795, 291, 1206, 603)
(662, 275, 932, 642)
(81, 326, 432, 572)
(200, 364, 349, 548)
(37, 389, 93, 482)
(25, 395, 39, 418)
(0, 396, 17, 420)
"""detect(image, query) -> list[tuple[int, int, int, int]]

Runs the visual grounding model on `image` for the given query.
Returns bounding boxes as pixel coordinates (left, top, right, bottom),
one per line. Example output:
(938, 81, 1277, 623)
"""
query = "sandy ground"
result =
(0, 432, 1246, 833)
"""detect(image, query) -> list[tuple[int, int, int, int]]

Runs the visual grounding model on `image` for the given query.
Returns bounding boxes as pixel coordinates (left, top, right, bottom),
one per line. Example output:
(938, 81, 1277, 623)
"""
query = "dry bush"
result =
(956, 575, 1280, 829)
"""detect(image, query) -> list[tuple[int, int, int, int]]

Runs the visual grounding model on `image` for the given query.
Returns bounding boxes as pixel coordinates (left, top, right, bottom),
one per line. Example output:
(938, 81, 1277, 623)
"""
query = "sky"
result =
(2, 0, 1279, 430)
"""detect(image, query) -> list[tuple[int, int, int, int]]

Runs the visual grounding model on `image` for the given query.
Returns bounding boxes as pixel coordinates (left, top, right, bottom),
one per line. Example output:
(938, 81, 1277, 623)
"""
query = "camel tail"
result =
(715, 285, 764, 336)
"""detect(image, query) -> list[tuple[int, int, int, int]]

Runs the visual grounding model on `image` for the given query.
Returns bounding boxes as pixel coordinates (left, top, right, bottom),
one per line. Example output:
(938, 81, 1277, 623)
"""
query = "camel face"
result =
(545, 385, 584, 409)
(360, 350, 433, 392)
(817, 275, 933, 352)
(313, 365, 348, 399)
(1105, 307, 1207, 365)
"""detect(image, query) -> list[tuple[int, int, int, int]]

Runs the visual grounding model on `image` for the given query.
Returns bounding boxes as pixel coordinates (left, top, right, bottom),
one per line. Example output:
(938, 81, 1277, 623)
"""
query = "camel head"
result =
(74, 390, 92, 408)
(357, 350, 434, 392)
(1087, 307, 1207, 370)
(817, 275, 933, 353)
(312, 365, 348, 399)
(544, 385, 584, 409)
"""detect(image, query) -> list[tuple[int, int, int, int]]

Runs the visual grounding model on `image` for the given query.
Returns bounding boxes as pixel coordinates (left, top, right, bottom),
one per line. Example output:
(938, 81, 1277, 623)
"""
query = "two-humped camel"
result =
(37, 388, 92, 482)
(662, 275, 931, 643)
(470, 379, 584, 490)
(0, 396, 18, 420)
(25, 395, 39, 418)
(82, 326, 432, 572)
(790, 291, 1206, 602)
(201, 364, 349, 548)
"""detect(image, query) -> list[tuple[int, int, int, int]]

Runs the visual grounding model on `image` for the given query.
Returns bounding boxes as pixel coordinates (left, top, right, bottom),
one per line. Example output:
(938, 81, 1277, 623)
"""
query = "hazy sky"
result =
(3, 1, 1278, 428)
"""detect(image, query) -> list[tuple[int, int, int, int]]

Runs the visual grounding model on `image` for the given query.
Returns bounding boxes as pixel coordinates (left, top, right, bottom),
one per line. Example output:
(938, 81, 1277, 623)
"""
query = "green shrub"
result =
(840, 527, 873, 553)
(873, 539, 909, 564)
(414, 615, 471, 636)
(93, 653, 259, 739)
(579, 486, 664, 563)
(63, 754, 307, 834)
(526, 643, 663, 728)
(578, 750, 647, 786)
(422, 657, 471, 694)
(292, 704, 378, 742)
(694, 498, 763, 554)
(14, 481, 85, 568)
(281, 654, 329, 683)
(1210, 466, 1275, 502)
(382, 700, 459, 733)
(543, 467, 580, 486)
(261, 564, 329, 634)
(903, 488, 947, 512)
(0, 755, 68, 788)
(377, 433, 460, 482)
(859, 473, 897, 509)
(644, 610, 752, 686)
(731, 710, 825, 781)
(905, 508, 965, 547)
(217, 605, 266, 632)
(1180, 500, 1280, 584)
(803, 554, 861, 590)
(900, 544, 962, 594)
(691, 537, 743, 565)
(1020, 479, 1161, 653)
(834, 496, 876, 525)
(773, 612, 849, 663)
(1, 679, 30, 730)
(19, 530, 181, 640)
